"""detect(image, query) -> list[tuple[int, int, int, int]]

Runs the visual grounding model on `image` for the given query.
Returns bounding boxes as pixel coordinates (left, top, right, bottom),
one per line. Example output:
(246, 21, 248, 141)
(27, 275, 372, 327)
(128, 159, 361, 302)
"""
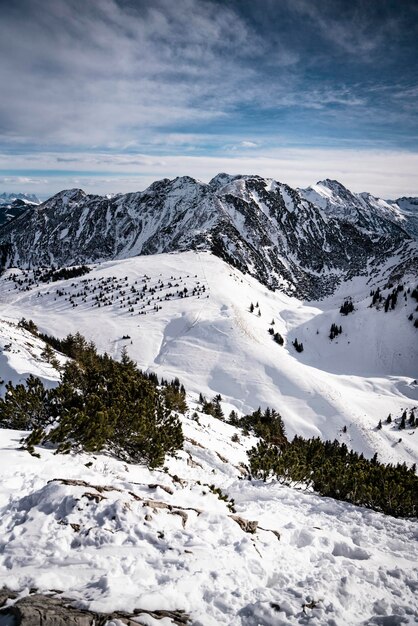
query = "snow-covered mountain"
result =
(392, 196, 418, 239)
(0, 175, 416, 299)
(0, 192, 40, 226)
(0, 170, 417, 623)
(300, 179, 418, 240)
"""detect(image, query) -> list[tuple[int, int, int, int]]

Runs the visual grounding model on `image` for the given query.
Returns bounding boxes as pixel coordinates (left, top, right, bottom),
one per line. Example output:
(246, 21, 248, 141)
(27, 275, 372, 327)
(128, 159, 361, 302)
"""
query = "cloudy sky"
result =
(1, 0, 417, 198)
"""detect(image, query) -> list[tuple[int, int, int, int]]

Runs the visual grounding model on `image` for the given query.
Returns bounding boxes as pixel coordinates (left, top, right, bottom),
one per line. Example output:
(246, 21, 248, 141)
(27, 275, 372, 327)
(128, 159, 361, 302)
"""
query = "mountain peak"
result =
(0, 174, 416, 299)
(209, 173, 242, 190)
(45, 188, 88, 206)
(315, 179, 350, 194)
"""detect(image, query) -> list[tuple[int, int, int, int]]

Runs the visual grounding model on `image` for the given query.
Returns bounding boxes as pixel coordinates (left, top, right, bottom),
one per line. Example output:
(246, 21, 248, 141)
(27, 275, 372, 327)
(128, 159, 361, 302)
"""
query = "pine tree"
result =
(292, 338, 304, 352)
(18, 318, 38, 334)
(372, 288, 380, 306)
(340, 300, 354, 315)
(273, 332, 284, 346)
(0, 375, 52, 430)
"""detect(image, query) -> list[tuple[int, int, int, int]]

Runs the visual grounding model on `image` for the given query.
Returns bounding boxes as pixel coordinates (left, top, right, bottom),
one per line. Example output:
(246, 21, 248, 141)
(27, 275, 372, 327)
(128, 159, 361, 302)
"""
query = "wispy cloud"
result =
(0, 0, 267, 146)
(0, 176, 48, 185)
(288, 0, 395, 56)
(1, 147, 417, 198)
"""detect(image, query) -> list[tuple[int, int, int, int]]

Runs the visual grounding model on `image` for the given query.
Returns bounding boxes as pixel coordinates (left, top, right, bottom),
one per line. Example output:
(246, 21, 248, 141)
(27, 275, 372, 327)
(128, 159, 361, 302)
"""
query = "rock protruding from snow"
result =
(0, 193, 40, 226)
(0, 588, 191, 625)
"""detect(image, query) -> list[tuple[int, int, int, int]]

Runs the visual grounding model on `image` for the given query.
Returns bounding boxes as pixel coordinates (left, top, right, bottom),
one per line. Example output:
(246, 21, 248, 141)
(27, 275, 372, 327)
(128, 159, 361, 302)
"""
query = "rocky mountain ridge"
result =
(0, 175, 416, 299)
(299, 179, 418, 239)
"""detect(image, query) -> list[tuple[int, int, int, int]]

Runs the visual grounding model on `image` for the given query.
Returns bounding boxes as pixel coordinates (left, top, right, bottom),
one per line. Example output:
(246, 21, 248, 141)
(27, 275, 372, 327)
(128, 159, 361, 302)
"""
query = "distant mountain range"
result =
(0, 192, 40, 227)
(0, 192, 40, 205)
(0, 176, 416, 299)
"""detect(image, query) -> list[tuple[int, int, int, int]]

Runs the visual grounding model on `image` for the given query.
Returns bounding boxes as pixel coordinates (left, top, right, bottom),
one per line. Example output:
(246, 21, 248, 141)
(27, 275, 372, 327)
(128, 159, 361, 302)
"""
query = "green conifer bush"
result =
(0, 333, 184, 468)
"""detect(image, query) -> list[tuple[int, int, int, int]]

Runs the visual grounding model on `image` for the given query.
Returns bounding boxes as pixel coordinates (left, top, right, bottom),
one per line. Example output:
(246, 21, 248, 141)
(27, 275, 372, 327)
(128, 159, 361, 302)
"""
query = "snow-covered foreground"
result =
(1, 251, 417, 467)
(0, 416, 417, 626)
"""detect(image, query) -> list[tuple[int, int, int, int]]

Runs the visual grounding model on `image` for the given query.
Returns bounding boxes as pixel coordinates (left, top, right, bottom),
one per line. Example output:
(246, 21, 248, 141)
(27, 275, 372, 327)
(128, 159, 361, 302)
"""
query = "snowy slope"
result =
(1, 251, 417, 468)
(0, 318, 63, 390)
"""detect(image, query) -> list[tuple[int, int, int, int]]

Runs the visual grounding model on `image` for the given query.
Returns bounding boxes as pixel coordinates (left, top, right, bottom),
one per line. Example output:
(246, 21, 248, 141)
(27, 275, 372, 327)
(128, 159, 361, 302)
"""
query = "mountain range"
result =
(0, 175, 417, 625)
(0, 176, 416, 299)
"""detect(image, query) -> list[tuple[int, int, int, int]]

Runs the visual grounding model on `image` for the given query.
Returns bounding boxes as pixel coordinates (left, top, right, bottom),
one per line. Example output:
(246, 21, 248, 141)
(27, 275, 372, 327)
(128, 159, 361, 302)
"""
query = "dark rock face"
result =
(0, 588, 190, 625)
(0, 175, 416, 299)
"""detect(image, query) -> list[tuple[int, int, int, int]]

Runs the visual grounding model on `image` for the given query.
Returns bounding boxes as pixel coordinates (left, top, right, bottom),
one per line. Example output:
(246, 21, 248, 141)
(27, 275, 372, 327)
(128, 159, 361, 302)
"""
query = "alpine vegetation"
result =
(0, 330, 184, 468)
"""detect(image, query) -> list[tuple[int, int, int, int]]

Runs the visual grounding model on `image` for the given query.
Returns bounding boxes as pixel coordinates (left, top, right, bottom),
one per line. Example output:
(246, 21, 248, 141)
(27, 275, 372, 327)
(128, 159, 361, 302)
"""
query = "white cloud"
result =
(0, 176, 48, 185)
(240, 141, 258, 148)
(1, 0, 416, 202)
(0, 0, 395, 151)
(1, 147, 417, 198)
(0, 0, 271, 147)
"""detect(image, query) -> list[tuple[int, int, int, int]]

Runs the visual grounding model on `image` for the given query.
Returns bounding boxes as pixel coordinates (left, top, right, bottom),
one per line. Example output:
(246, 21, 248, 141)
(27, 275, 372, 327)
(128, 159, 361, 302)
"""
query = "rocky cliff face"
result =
(0, 174, 416, 299)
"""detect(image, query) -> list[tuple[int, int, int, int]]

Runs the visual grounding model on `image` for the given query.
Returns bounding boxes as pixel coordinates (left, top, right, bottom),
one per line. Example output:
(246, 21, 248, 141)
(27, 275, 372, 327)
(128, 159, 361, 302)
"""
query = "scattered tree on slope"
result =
(340, 300, 354, 315)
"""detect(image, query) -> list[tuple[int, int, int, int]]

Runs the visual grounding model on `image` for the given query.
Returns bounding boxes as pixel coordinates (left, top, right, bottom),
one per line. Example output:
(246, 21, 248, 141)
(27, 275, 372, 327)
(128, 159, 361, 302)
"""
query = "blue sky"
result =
(1, 0, 417, 198)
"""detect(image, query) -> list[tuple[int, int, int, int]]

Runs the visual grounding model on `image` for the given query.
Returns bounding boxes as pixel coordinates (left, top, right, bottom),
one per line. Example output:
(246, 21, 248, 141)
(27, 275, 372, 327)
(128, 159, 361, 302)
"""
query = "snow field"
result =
(0, 412, 416, 625)
(1, 251, 416, 467)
